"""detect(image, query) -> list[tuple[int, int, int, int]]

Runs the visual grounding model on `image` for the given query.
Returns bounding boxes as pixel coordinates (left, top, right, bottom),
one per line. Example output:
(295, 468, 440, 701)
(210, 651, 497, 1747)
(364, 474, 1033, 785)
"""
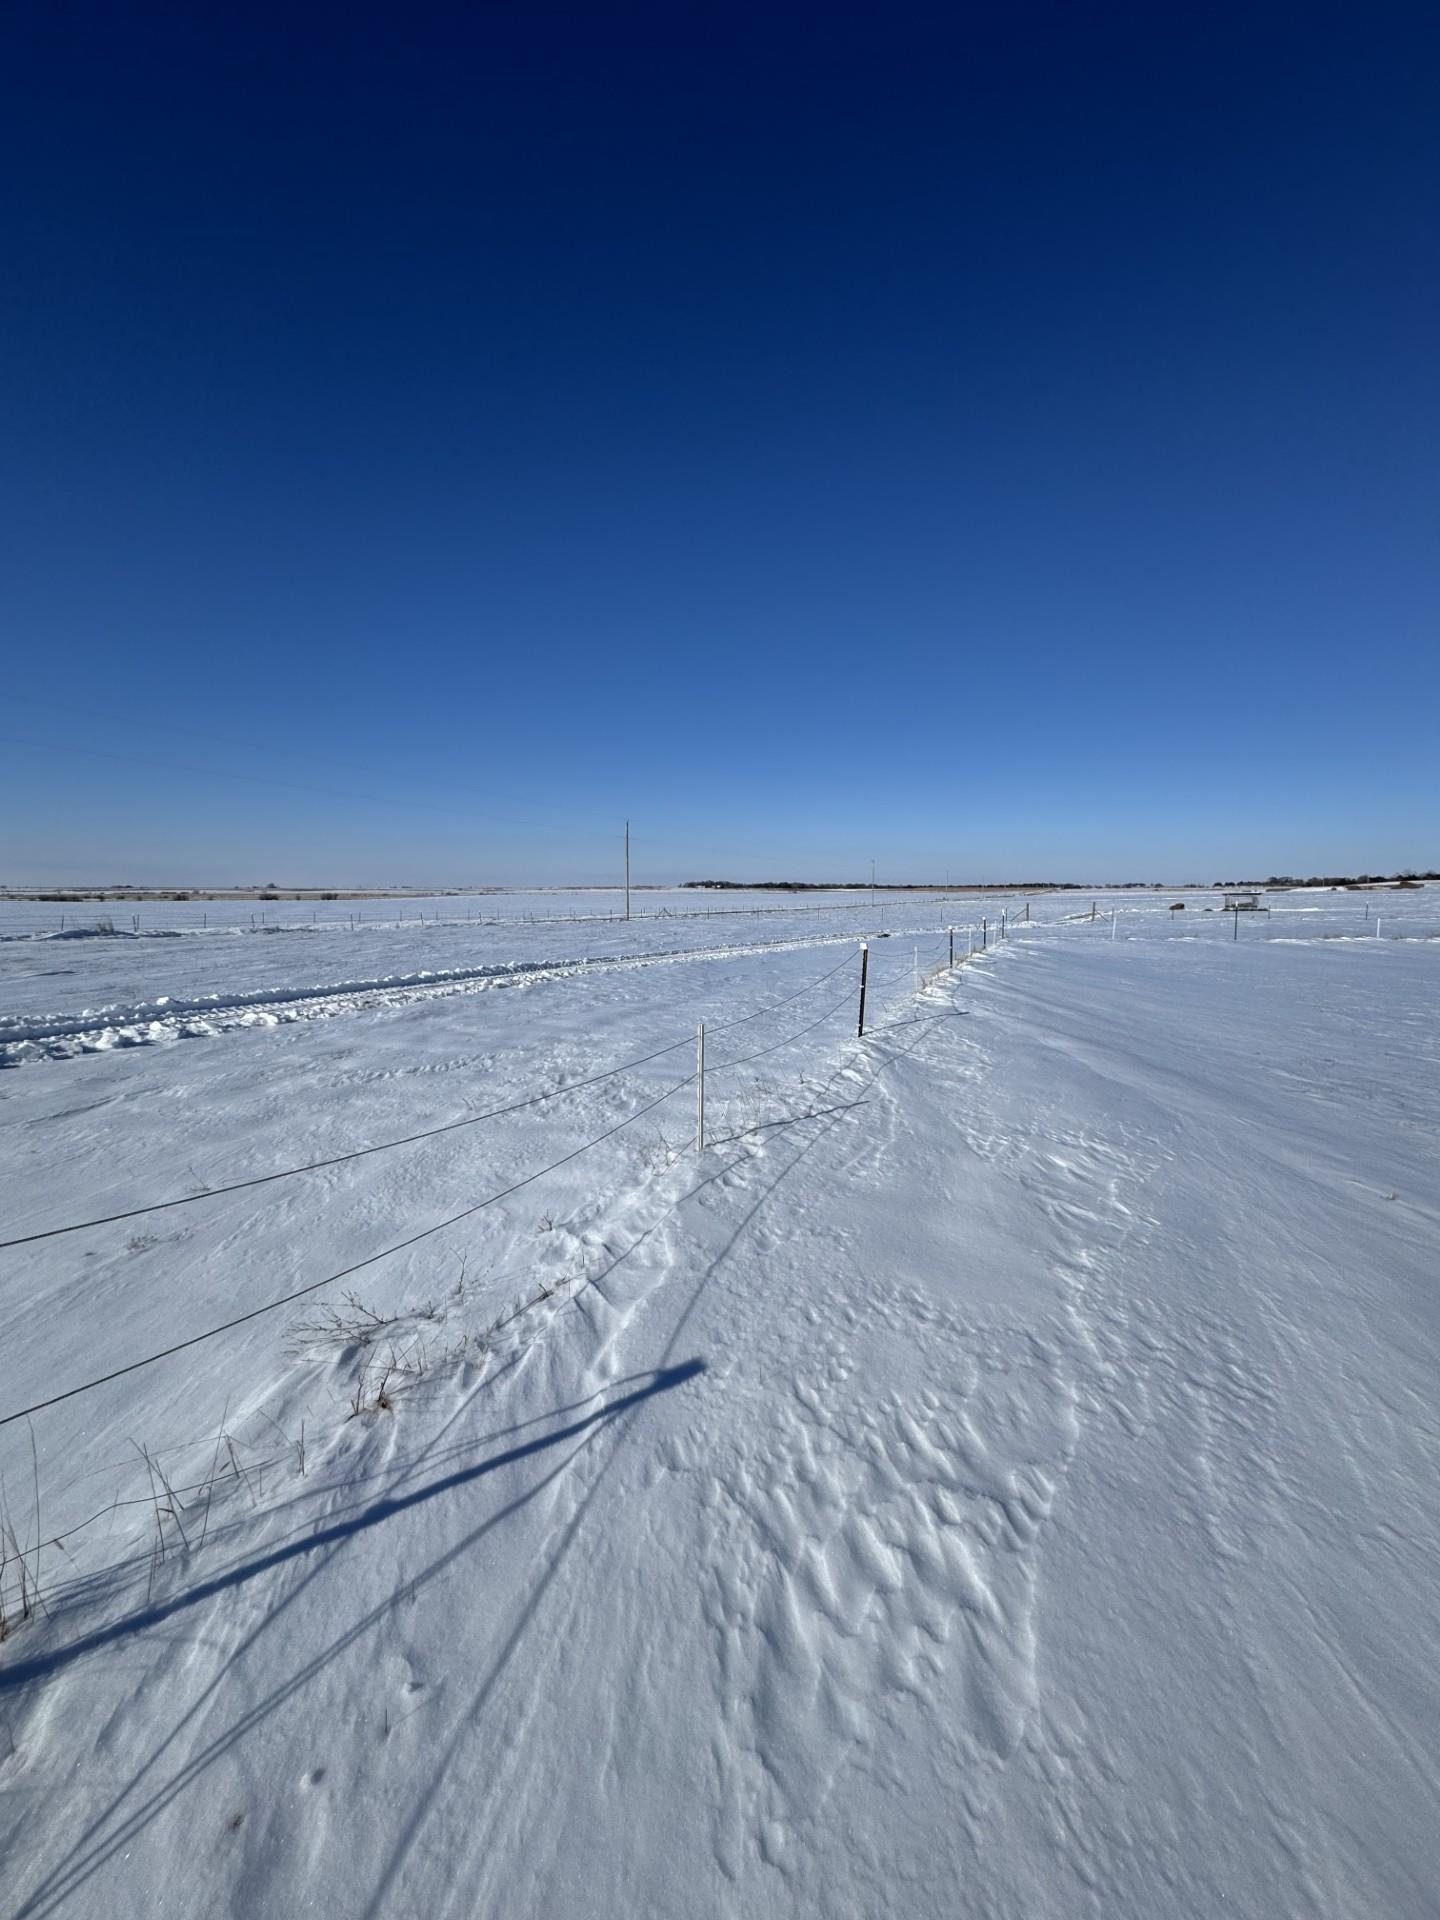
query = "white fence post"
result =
(695, 1023, 705, 1151)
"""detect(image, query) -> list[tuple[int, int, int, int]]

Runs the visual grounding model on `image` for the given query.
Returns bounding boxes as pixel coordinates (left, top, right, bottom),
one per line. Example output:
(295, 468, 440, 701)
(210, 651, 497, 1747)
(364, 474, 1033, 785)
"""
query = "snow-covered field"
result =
(0, 885, 885, 942)
(0, 886, 950, 1062)
(1, 886, 1437, 1916)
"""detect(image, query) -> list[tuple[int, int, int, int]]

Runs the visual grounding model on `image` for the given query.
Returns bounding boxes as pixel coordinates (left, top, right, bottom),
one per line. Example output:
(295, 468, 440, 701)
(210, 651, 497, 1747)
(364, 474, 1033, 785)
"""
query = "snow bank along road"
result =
(1, 891, 1437, 1917)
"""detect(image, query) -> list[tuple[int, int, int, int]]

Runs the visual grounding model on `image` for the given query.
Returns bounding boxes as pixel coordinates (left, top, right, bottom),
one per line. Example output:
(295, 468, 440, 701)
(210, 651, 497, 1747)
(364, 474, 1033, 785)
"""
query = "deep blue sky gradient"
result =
(3, 2, 1436, 884)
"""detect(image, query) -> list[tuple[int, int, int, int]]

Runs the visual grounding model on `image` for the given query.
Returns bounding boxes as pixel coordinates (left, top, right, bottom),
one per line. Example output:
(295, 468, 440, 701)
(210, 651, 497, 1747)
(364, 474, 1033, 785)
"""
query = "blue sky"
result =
(3, 2, 1435, 886)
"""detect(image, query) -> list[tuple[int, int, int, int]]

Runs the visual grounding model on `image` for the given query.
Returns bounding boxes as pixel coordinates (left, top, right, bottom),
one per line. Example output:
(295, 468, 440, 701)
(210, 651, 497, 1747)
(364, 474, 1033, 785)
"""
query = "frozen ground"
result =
(1, 887, 1436, 1916)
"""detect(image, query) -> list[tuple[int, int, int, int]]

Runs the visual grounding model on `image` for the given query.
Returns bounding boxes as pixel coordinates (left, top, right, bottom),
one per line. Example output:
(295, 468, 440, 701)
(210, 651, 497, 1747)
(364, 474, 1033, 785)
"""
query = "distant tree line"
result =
(679, 879, 1093, 892)
(683, 870, 1437, 893)
(1231, 870, 1437, 889)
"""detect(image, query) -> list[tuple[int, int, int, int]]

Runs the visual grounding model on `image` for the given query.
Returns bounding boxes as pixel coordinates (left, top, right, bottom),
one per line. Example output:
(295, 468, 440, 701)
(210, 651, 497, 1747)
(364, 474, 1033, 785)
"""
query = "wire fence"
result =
(0, 915, 1008, 1633)
(0, 919, 976, 1065)
(9, 889, 1030, 940)
(0, 948, 860, 1251)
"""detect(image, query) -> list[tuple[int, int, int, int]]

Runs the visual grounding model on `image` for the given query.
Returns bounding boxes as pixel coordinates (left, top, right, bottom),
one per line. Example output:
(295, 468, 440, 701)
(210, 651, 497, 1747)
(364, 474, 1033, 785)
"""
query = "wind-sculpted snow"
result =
(1, 892, 1437, 1917)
